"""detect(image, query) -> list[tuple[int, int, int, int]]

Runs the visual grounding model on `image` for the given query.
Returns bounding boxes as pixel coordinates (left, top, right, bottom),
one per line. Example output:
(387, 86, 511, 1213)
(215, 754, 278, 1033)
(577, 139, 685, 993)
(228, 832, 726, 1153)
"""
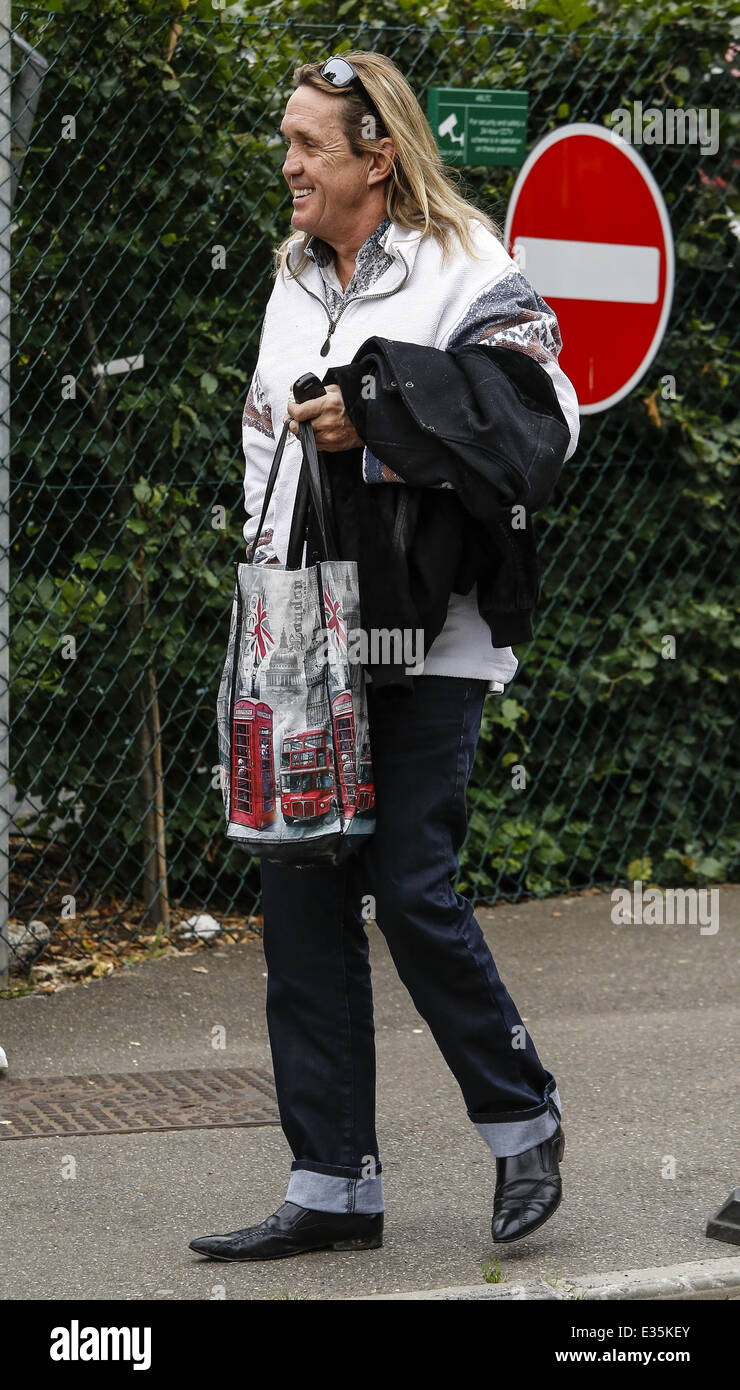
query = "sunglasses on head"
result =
(319, 56, 386, 133)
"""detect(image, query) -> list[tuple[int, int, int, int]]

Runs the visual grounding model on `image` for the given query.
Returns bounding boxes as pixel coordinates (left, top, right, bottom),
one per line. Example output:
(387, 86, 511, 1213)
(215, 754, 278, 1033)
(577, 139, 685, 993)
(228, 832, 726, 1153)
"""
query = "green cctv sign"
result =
(426, 88, 529, 167)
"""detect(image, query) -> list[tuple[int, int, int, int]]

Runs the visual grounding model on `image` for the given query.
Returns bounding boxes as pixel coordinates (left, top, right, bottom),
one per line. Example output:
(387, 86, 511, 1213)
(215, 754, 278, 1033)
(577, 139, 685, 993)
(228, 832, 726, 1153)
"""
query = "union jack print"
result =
(323, 582, 346, 648)
(247, 590, 274, 662)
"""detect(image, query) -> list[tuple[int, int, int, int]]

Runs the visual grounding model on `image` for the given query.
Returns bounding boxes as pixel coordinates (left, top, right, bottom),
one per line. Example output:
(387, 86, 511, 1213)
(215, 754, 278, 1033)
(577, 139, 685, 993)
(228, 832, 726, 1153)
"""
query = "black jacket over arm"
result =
(321, 336, 572, 693)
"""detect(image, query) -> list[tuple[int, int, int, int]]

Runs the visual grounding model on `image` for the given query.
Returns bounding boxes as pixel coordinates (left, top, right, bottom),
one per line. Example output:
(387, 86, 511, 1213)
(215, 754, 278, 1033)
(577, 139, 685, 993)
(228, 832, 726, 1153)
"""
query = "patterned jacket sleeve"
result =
(358, 262, 579, 484)
(241, 366, 281, 564)
(442, 262, 580, 461)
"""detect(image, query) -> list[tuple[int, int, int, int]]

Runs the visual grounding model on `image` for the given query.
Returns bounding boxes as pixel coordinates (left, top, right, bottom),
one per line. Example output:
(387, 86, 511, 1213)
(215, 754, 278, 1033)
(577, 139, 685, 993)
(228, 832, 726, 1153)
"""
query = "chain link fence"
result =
(4, 9, 738, 974)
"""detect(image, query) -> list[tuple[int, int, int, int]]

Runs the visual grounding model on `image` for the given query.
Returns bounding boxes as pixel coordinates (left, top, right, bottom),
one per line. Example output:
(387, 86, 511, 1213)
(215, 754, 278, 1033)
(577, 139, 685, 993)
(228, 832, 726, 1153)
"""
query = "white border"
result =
(504, 123, 675, 415)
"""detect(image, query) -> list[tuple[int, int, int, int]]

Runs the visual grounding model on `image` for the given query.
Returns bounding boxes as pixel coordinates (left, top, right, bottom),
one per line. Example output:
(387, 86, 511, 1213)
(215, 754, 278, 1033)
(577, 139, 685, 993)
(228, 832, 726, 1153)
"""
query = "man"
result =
(190, 51, 579, 1263)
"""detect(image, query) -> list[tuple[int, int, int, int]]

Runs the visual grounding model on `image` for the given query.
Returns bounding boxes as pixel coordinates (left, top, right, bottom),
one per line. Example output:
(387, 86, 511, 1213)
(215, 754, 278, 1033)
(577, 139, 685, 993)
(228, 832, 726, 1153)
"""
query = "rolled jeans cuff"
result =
(285, 1160, 385, 1214)
(471, 1085, 562, 1158)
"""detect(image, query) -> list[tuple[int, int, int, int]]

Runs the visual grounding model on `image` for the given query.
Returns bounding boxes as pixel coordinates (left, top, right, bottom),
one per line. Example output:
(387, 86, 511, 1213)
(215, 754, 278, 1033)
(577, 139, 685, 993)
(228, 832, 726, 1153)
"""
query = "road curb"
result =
(351, 1255, 740, 1301)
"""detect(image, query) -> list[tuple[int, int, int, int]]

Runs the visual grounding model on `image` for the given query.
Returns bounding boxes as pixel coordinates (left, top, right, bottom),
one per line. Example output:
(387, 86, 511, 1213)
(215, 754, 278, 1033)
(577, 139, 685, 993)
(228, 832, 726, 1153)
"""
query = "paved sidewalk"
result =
(0, 887, 738, 1301)
(355, 1255, 740, 1300)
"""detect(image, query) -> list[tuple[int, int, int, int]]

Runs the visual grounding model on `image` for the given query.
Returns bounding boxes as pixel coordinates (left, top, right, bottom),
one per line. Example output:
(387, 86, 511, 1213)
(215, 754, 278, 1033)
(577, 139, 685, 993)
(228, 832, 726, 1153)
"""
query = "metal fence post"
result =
(0, 1, 11, 989)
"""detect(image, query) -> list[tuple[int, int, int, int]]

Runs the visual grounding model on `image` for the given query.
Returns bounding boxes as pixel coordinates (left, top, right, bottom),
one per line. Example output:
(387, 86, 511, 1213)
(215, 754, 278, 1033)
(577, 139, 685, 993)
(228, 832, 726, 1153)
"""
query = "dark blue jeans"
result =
(259, 675, 561, 1214)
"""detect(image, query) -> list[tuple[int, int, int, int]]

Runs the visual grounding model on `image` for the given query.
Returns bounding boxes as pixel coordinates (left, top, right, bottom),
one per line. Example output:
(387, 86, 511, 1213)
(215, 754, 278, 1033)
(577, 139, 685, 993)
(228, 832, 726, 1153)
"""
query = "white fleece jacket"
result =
(241, 217, 580, 690)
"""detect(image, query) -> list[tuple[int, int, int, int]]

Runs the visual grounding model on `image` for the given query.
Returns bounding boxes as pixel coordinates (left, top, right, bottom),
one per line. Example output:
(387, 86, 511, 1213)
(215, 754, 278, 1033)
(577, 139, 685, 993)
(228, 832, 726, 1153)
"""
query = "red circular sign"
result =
(504, 124, 674, 414)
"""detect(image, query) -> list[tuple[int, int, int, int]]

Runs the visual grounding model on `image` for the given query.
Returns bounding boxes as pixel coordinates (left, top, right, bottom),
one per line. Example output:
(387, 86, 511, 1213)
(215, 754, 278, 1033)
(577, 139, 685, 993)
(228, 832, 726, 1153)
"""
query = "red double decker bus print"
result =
(280, 730, 336, 822)
(230, 700, 276, 829)
(356, 730, 375, 814)
(331, 691, 357, 819)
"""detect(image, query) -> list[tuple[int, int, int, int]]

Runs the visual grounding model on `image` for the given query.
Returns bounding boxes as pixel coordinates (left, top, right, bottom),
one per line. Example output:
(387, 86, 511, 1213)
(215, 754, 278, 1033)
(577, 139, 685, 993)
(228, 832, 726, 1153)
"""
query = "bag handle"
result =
(285, 425, 340, 568)
(300, 418, 340, 561)
(289, 373, 339, 566)
(286, 448, 311, 569)
(249, 417, 292, 563)
(250, 373, 340, 569)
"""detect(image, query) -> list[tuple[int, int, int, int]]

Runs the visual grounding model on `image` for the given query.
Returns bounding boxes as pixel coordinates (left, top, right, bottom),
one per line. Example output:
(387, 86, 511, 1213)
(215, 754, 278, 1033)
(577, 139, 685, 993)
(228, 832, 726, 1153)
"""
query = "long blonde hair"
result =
(273, 50, 502, 280)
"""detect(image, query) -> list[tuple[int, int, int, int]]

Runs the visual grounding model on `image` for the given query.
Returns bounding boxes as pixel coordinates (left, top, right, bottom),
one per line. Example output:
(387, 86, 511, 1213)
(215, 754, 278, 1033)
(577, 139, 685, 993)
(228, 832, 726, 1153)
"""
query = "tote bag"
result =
(216, 416, 376, 865)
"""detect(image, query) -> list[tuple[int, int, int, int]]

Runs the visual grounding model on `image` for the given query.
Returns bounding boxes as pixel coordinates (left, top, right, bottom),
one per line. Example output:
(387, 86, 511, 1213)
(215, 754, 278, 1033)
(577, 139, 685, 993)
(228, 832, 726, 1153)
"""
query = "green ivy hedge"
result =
(10, 0, 739, 925)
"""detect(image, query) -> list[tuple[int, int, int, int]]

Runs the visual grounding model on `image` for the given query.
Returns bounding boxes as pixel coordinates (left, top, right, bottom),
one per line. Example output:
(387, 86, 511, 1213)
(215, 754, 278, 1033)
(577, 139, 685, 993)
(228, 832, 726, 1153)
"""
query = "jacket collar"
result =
(286, 218, 424, 297)
(304, 214, 392, 271)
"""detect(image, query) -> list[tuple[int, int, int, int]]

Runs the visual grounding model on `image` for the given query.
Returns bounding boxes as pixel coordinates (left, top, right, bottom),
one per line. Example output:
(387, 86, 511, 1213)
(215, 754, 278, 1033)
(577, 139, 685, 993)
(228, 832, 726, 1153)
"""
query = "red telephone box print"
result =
(231, 699, 276, 829)
(356, 730, 375, 814)
(331, 690, 357, 819)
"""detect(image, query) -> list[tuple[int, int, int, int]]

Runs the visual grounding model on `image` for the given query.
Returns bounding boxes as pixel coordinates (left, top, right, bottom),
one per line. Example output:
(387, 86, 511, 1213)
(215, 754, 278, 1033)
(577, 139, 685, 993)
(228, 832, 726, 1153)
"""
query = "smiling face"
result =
(280, 83, 391, 248)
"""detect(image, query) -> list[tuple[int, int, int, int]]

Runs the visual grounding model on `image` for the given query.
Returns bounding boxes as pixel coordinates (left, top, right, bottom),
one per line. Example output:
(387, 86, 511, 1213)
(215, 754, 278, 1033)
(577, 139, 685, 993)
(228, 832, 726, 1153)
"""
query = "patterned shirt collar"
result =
(304, 216, 393, 301)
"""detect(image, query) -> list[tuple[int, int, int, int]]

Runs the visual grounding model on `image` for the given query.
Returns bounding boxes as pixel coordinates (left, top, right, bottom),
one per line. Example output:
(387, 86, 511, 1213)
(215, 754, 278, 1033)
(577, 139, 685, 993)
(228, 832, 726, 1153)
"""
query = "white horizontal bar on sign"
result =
(513, 237, 660, 303)
(92, 354, 145, 376)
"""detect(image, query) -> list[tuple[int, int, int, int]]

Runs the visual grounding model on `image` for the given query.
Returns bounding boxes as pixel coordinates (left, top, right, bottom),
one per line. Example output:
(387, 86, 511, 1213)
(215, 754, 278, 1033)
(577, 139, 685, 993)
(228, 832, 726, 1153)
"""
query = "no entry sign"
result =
(504, 123, 674, 414)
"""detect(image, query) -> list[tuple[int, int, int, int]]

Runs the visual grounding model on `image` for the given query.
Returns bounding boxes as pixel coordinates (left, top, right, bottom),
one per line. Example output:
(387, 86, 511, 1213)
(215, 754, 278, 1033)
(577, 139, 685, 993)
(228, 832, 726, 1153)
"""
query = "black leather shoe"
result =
(491, 1126, 565, 1244)
(189, 1201, 384, 1262)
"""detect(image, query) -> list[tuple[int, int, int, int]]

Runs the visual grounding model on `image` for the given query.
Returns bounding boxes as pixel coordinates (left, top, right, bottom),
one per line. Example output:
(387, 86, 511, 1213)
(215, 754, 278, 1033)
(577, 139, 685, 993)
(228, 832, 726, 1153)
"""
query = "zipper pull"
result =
(320, 321, 336, 357)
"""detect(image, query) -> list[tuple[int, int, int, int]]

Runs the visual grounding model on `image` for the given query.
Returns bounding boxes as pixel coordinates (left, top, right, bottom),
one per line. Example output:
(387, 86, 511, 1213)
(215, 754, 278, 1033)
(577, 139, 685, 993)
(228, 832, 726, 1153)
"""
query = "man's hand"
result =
(284, 383, 363, 452)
